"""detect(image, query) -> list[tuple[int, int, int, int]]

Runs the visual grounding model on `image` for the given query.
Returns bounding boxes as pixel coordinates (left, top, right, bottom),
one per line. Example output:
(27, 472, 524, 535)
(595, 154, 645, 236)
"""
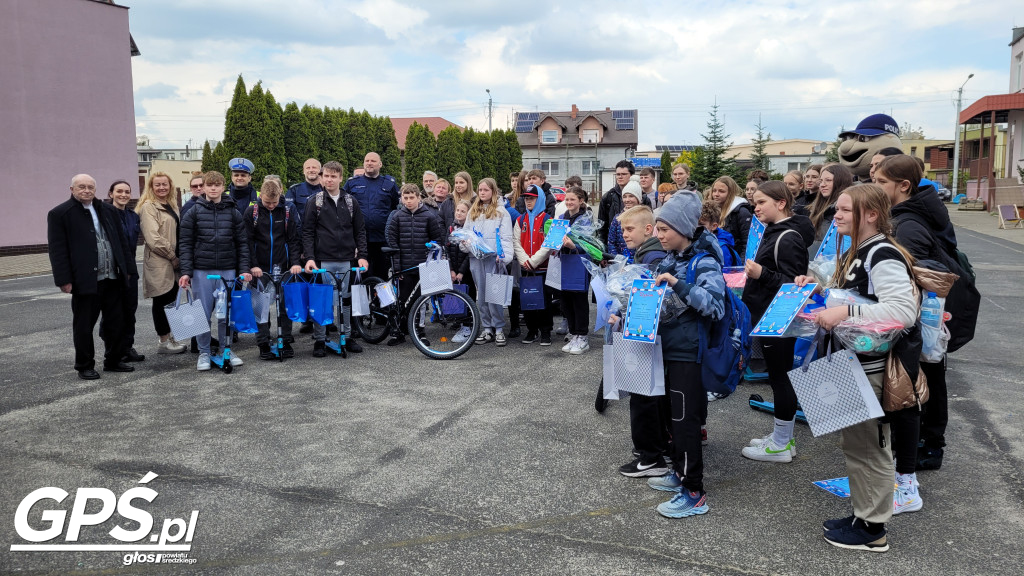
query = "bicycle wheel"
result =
(352, 276, 390, 344)
(407, 289, 480, 359)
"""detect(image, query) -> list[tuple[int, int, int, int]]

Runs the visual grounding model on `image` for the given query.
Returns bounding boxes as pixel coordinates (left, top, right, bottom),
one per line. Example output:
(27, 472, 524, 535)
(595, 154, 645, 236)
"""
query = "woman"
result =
(808, 163, 854, 242)
(452, 171, 475, 207)
(795, 184, 918, 552)
(708, 176, 753, 257)
(800, 164, 822, 212)
(100, 180, 145, 363)
(137, 172, 186, 354)
(436, 178, 455, 231)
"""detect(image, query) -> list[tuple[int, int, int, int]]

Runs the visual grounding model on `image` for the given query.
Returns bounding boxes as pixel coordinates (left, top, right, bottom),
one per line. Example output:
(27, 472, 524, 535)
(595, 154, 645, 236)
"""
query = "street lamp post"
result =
(486, 89, 492, 132)
(952, 73, 974, 195)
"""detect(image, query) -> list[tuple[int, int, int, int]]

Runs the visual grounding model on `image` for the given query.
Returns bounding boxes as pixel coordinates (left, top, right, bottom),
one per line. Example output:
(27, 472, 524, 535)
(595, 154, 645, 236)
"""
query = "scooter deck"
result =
(748, 394, 807, 424)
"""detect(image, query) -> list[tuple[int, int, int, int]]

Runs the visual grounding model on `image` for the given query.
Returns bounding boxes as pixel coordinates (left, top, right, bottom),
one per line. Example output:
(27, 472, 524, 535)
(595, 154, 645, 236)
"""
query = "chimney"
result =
(606, 107, 611, 111)
(571, 104, 578, 120)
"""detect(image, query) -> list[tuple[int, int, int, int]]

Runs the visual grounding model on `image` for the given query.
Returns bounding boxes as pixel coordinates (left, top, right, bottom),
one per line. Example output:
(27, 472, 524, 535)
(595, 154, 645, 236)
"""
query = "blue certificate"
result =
(814, 219, 853, 260)
(750, 283, 817, 337)
(541, 219, 570, 250)
(623, 279, 667, 343)
(745, 216, 766, 263)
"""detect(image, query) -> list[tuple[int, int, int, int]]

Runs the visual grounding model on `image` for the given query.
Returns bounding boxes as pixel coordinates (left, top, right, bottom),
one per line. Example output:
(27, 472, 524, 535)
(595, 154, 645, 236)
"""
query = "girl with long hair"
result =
(464, 178, 514, 345)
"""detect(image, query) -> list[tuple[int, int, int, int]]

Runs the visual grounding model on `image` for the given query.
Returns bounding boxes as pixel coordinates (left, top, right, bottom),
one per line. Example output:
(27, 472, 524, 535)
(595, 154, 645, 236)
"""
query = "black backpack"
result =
(894, 212, 980, 352)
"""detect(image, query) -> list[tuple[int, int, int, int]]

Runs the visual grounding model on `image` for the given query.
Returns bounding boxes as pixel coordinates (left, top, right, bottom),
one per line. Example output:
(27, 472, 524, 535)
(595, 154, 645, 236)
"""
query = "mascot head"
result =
(837, 114, 902, 179)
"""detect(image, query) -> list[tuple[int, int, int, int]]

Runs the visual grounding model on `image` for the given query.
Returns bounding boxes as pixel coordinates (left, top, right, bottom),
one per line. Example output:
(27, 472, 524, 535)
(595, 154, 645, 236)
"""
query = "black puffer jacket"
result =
(385, 203, 444, 272)
(179, 197, 250, 277)
(742, 215, 815, 324)
(301, 192, 368, 264)
(243, 202, 302, 272)
(891, 185, 956, 261)
(722, 199, 754, 258)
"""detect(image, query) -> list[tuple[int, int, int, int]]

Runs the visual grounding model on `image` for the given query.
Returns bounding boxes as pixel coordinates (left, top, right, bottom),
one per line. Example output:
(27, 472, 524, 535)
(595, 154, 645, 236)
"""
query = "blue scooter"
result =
(206, 274, 235, 374)
(313, 266, 365, 358)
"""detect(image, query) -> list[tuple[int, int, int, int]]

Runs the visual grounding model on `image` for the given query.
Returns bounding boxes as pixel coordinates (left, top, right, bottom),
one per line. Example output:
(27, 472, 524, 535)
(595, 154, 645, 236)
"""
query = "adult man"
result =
(227, 157, 258, 212)
(671, 163, 697, 192)
(47, 174, 137, 379)
(639, 167, 659, 208)
(343, 152, 399, 279)
(286, 158, 323, 217)
(598, 160, 635, 244)
(422, 170, 437, 197)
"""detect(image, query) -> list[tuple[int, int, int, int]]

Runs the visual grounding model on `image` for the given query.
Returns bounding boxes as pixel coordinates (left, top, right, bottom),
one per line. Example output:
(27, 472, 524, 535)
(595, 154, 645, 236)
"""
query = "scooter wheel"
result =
(224, 364, 233, 374)
(749, 394, 763, 403)
(340, 348, 348, 359)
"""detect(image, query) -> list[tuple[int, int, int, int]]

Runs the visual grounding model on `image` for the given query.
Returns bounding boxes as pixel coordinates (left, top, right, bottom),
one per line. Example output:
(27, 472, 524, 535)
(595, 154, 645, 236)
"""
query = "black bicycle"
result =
(353, 243, 481, 359)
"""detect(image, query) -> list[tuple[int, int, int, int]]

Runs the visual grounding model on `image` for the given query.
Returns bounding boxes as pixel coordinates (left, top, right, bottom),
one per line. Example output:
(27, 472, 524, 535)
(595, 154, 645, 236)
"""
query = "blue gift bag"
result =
(520, 275, 546, 310)
(560, 253, 588, 291)
(441, 283, 469, 315)
(308, 273, 335, 326)
(229, 279, 259, 333)
(282, 275, 309, 322)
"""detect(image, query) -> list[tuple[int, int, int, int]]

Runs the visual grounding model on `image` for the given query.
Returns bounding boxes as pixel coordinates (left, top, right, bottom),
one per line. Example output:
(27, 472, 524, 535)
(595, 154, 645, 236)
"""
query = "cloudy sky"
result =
(129, 0, 1022, 151)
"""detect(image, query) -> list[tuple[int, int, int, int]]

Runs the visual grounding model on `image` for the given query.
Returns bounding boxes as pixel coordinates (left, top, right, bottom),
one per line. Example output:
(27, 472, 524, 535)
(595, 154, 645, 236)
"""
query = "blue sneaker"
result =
(656, 490, 708, 518)
(647, 473, 682, 493)
(823, 519, 889, 552)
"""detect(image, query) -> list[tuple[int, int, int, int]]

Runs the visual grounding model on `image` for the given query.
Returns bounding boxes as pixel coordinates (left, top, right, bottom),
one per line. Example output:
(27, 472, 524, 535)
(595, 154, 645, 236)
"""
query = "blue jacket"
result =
(286, 181, 322, 220)
(714, 227, 739, 267)
(655, 228, 726, 362)
(227, 184, 258, 213)
(343, 173, 399, 243)
(112, 204, 141, 278)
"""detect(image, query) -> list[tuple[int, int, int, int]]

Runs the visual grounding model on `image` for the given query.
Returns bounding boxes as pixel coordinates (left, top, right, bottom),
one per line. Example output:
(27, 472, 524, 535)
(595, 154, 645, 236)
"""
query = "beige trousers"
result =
(839, 370, 894, 525)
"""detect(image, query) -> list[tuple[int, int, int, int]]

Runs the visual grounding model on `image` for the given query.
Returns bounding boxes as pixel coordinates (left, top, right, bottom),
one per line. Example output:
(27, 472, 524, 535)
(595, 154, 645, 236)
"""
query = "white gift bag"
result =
(165, 288, 211, 340)
(789, 347, 883, 437)
(604, 332, 666, 396)
(545, 253, 562, 290)
(485, 267, 514, 306)
(375, 282, 397, 308)
(351, 284, 370, 316)
(251, 281, 274, 324)
(418, 258, 453, 296)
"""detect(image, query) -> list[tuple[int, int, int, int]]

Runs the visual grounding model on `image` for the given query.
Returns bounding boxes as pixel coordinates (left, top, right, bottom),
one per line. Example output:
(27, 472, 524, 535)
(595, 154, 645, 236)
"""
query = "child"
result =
(244, 179, 303, 360)
(448, 199, 475, 343)
(698, 199, 740, 267)
(795, 184, 918, 552)
(610, 206, 673, 478)
(643, 192, 726, 519)
(739, 181, 814, 462)
(463, 178, 514, 346)
(178, 171, 252, 371)
(607, 177, 643, 259)
(385, 183, 444, 345)
(301, 161, 370, 357)
(512, 185, 553, 345)
(556, 186, 593, 354)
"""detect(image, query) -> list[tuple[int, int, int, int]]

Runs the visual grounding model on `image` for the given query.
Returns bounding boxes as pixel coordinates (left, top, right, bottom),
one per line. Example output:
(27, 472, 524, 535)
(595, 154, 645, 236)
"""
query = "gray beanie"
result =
(655, 191, 701, 239)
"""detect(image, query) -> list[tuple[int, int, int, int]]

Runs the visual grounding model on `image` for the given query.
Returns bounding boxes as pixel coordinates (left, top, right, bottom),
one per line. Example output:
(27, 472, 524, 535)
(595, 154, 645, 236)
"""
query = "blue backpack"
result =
(685, 252, 753, 396)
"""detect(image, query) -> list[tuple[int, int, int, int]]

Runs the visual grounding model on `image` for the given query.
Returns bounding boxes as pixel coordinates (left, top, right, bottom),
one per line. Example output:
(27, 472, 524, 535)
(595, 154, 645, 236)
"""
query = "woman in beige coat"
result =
(136, 172, 187, 353)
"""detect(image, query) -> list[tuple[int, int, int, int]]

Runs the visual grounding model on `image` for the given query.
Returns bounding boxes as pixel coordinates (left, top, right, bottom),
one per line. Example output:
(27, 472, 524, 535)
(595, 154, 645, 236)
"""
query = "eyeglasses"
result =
(190, 184, 203, 189)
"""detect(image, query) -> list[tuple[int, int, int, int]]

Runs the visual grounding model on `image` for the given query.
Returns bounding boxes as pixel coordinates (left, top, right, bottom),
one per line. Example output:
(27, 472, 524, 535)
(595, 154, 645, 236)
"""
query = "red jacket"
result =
(517, 211, 549, 265)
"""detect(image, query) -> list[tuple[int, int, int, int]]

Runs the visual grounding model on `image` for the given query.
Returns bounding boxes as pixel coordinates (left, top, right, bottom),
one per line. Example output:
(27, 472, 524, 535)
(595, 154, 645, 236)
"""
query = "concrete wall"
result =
(0, 0, 137, 249)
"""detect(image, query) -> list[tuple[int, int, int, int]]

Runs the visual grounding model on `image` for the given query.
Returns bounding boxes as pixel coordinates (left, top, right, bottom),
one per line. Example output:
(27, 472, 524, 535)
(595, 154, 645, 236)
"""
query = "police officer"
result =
(343, 152, 399, 279)
(286, 158, 323, 217)
(227, 157, 258, 212)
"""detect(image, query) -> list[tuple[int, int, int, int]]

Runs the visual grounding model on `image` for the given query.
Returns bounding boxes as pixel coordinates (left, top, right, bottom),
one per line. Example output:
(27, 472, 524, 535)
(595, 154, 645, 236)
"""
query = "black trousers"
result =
(919, 359, 948, 449)
(71, 279, 126, 371)
(560, 290, 590, 336)
(888, 406, 921, 475)
(763, 337, 798, 421)
(666, 360, 706, 493)
(151, 285, 178, 337)
(100, 278, 138, 351)
(366, 242, 390, 281)
(630, 393, 671, 462)
(256, 299, 293, 346)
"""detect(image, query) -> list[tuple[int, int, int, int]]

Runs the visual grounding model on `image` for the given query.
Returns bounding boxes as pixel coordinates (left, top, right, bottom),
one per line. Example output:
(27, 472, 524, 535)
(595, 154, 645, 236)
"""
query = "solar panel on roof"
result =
(518, 112, 539, 121)
(615, 118, 634, 130)
(612, 110, 635, 120)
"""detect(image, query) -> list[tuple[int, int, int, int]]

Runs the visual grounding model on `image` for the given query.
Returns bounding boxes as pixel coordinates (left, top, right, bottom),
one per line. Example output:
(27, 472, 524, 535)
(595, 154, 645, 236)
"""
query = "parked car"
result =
(934, 185, 952, 202)
(549, 186, 566, 202)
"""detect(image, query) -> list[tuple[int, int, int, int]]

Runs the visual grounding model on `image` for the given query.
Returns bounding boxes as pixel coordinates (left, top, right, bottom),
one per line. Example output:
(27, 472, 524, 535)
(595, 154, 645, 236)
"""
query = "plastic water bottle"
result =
(214, 288, 227, 319)
(920, 292, 942, 354)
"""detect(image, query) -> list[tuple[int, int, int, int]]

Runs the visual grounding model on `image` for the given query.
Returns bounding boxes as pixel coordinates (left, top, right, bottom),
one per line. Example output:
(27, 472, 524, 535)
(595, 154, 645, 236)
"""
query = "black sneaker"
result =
(259, 344, 275, 361)
(618, 457, 669, 478)
(508, 327, 522, 339)
(123, 348, 146, 362)
(387, 334, 405, 346)
(299, 321, 313, 334)
(822, 514, 856, 532)
(280, 342, 294, 358)
(522, 330, 538, 344)
(313, 340, 326, 357)
(824, 520, 889, 552)
(345, 339, 363, 353)
(539, 332, 552, 346)
(917, 447, 943, 470)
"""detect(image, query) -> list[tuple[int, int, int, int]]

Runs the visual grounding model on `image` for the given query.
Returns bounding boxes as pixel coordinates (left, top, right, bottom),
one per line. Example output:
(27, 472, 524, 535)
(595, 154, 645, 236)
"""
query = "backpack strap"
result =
(864, 241, 916, 298)
(774, 229, 795, 264)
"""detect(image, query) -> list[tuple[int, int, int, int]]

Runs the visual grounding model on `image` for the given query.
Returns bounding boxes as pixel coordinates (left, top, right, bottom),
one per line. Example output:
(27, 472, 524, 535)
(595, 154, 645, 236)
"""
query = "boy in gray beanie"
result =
(644, 190, 727, 520)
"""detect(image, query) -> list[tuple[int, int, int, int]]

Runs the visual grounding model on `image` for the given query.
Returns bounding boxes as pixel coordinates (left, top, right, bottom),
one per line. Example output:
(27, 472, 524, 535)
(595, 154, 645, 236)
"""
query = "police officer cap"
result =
(228, 158, 255, 173)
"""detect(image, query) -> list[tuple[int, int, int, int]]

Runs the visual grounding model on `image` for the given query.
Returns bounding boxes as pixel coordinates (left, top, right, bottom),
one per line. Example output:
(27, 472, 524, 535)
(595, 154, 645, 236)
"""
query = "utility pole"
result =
(952, 73, 974, 195)
(486, 89, 492, 132)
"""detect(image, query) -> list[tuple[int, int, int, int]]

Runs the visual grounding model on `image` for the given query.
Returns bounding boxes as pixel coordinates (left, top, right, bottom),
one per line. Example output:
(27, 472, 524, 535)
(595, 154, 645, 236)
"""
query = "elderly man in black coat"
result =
(47, 174, 138, 379)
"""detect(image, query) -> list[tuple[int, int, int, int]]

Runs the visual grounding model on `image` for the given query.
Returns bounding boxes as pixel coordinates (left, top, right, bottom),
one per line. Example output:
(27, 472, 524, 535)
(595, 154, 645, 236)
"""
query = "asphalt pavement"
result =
(1, 223, 1022, 575)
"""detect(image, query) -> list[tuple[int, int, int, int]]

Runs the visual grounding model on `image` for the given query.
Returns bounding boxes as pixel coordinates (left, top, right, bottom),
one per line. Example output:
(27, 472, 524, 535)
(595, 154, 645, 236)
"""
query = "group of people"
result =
(48, 133, 961, 553)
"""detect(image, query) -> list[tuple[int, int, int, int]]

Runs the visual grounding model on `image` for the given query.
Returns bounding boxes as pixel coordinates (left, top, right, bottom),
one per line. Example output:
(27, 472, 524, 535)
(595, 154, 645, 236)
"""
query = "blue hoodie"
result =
(714, 227, 739, 267)
(518, 185, 544, 237)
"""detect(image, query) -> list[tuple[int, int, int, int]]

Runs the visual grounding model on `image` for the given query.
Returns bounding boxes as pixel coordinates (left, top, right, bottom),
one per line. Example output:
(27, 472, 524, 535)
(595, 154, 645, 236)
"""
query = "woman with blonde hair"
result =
(463, 177, 513, 346)
(808, 163, 854, 241)
(708, 176, 753, 256)
(136, 172, 186, 354)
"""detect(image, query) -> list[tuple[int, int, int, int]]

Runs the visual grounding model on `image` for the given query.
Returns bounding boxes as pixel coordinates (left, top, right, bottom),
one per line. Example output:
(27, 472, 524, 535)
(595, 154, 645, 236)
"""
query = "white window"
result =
(537, 161, 559, 176)
(542, 130, 558, 144)
(580, 129, 599, 143)
(167, 153, 175, 160)
(581, 160, 599, 176)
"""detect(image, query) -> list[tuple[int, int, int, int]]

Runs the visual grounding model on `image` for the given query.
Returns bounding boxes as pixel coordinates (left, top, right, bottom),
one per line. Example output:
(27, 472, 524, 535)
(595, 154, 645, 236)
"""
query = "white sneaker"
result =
(197, 353, 211, 371)
(569, 336, 590, 355)
(562, 335, 577, 352)
(894, 478, 923, 515)
(158, 338, 186, 354)
(741, 438, 795, 462)
(226, 350, 243, 367)
(748, 434, 797, 457)
(451, 326, 472, 343)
